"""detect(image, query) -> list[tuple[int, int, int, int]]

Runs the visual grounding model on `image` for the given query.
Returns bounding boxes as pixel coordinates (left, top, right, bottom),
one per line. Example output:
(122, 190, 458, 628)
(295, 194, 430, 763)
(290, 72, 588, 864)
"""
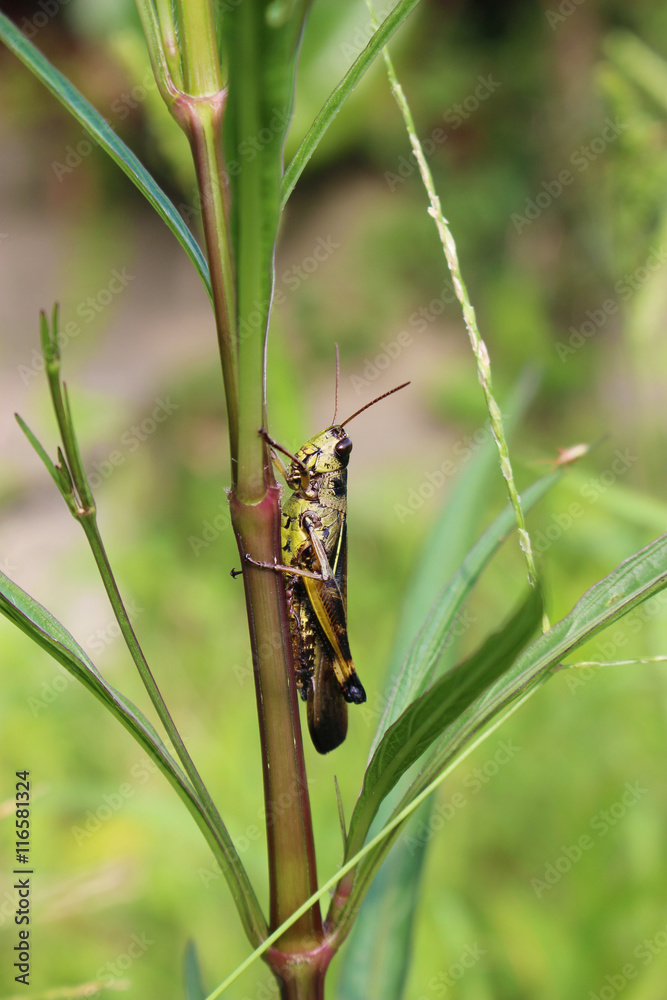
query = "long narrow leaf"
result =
(281, 0, 423, 206)
(0, 12, 211, 298)
(346, 588, 543, 856)
(335, 798, 431, 1000)
(371, 471, 560, 758)
(338, 532, 667, 936)
(0, 568, 267, 944)
(184, 941, 207, 1000)
(340, 374, 540, 1000)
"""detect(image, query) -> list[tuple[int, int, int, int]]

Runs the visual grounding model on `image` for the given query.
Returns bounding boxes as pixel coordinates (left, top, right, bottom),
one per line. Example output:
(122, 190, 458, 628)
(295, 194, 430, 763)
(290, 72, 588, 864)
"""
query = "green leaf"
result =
(340, 532, 667, 932)
(0, 567, 195, 788)
(346, 588, 543, 857)
(221, 2, 308, 345)
(0, 568, 266, 942)
(281, 0, 424, 206)
(335, 799, 430, 1000)
(184, 941, 207, 1000)
(15, 414, 65, 497)
(0, 12, 211, 298)
(603, 31, 667, 114)
(416, 532, 667, 797)
(340, 374, 541, 1000)
(370, 471, 560, 758)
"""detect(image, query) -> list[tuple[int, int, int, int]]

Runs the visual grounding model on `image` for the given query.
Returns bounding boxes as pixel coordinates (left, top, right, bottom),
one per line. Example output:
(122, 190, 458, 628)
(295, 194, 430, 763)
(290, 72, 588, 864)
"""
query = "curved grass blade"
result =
(0, 12, 211, 299)
(346, 588, 543, 858)
(0, 568, 268, 945)
(340, 375, 540, 999)
(335, 531, 667, 938)
(370, 471, 560, 759)
(335, 798, 430, 1000)
(281, 0, 423, 207)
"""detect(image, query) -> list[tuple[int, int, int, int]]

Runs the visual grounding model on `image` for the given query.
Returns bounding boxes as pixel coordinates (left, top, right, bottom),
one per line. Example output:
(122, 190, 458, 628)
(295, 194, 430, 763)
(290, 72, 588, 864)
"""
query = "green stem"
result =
(175, 0, 222, 96)
(223, 0, 321, 955)
(174, 92, 240, 472)
(142, 0, 321, 966)
(230, 490, 321, 949)
(78, 513, 267, 946)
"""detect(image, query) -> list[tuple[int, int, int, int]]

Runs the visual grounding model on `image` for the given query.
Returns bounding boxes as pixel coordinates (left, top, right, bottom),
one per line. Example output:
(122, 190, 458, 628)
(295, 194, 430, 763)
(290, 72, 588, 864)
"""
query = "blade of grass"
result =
(0, 567, 268, 946)
(346, 588, 543, 861)
(330, 531, 667, 943)
(371, 470, 560, 759)
(281, 0, 424, 207)
(0, 11, 211, 298)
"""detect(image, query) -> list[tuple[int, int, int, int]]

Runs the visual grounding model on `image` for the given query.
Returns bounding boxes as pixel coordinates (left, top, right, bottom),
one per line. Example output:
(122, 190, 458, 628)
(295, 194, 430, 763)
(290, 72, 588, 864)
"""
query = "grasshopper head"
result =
(286, 379, 409, 491)
(289, 426, 352, 486)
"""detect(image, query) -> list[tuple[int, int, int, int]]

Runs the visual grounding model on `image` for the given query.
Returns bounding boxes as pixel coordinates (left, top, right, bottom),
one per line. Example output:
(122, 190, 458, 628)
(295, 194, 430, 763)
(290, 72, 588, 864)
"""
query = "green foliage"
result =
(0, 11, 211, 298)
(2, 2, 667, 999)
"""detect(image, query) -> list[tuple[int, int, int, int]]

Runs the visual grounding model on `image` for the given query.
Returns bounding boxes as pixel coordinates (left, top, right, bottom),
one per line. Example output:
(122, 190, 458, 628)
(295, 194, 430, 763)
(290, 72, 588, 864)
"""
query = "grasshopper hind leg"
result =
(286, 576, 314, 703)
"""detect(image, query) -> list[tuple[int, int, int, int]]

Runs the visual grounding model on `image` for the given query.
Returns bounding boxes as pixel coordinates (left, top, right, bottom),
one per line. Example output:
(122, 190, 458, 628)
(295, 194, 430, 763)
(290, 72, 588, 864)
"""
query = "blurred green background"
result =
(1, 0, 667, 997)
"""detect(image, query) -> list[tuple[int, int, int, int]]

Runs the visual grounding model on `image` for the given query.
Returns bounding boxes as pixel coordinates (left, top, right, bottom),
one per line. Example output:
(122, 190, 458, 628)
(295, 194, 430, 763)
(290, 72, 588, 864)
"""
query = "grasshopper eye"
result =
(334, 436, 352, 463)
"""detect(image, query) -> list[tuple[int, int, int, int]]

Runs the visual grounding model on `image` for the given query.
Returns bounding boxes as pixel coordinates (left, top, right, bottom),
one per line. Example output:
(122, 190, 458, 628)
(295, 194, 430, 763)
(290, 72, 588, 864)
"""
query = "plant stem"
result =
(78, 513, 267, 946)
(169, 0, 319, 958)
(174, 92, 240, 472)
(143, 0, 321, 969)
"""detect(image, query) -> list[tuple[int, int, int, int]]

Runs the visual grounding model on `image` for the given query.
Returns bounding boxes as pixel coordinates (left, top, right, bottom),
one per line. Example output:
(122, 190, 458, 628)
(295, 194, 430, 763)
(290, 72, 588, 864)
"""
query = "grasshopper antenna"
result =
(331, 343, 340, 426)
(339, 381, 410, 427)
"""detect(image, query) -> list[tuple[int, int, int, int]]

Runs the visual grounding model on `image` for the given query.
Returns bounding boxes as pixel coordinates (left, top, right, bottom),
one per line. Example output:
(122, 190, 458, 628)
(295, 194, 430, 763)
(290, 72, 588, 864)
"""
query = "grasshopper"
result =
(248, 366, 409, 754)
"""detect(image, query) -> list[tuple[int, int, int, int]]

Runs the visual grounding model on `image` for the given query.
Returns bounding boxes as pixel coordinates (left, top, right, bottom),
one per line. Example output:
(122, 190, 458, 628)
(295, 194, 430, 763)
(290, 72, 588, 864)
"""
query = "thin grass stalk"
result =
(367, 4, 543, 610)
